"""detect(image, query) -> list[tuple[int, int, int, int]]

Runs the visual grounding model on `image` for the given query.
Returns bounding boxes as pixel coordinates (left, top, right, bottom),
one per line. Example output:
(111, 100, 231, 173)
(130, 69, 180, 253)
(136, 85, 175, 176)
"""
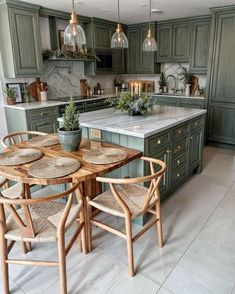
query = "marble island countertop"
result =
(79, 106, 207, 138)
(152, 93, 205, 100)
(3, 93, 117, 111)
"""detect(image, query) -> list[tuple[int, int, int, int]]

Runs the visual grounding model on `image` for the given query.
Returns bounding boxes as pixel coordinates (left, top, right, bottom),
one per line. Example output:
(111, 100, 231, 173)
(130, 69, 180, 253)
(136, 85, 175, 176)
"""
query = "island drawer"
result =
(172, 152, 187, 170)
(172, 137, 188, 156)
(191, 116, 204, 131)
(173, 123, 189, 140)
(146, 131, 170, 155)
(170, 165, 187, 185)
(28, 107, 58, 121)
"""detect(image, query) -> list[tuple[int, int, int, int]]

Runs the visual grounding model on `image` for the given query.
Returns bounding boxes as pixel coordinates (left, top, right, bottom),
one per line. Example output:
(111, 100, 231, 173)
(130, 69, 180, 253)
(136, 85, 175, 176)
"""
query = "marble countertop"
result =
(3, 94, 117, 111)
(153, 93, 205, 100)
(79, 106, 207, 138)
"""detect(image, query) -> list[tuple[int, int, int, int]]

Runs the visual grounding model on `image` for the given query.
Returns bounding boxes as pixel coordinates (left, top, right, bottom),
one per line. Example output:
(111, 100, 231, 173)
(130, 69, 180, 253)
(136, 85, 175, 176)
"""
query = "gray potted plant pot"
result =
(58, 97, 82, 152)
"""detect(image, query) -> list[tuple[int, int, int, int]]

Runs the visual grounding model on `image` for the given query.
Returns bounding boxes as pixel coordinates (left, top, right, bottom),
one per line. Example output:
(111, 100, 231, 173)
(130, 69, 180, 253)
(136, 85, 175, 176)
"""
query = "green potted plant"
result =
(179, 66, 193, 95)
(4, 88, 16, 105)
(107, 91, 153, 116)
(158, 72, 167, 93)
(58, 97, 82, 151)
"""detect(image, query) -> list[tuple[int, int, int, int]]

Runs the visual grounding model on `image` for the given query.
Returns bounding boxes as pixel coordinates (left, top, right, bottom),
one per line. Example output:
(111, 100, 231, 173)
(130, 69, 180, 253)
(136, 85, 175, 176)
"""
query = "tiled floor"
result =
(1, 146, 235, 293)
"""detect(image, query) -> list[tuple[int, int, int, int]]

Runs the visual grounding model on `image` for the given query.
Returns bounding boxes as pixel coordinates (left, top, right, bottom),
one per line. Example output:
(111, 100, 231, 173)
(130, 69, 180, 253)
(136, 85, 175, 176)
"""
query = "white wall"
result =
(0, 56, 8, 142)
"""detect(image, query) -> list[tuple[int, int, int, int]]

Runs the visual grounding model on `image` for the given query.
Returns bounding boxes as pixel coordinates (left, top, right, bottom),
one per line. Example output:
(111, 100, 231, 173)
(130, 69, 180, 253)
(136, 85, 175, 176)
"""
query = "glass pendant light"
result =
(64, 0, 86, 51)
(111, 0, 128, 49)
(142, 0, 157, 51)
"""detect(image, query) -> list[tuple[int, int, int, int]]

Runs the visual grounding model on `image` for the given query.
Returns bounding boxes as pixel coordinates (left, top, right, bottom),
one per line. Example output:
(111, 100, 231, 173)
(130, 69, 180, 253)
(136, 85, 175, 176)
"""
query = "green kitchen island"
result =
(79, 106, 207, 224)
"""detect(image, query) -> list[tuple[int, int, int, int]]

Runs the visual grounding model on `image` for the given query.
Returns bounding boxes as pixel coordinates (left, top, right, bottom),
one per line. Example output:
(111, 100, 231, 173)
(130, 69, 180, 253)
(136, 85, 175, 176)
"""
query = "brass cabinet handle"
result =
(157, 139, 161, 144)
(166, 149, 171, 154)
(177, 173, 180, 177)
(177, 145, 181, 149)
(40, 112, 47, 116)
(195, 122, 198, 126)
(177, 160, 180, 164)
(190, 136, 193, 140)
(178, 129, 182, 134)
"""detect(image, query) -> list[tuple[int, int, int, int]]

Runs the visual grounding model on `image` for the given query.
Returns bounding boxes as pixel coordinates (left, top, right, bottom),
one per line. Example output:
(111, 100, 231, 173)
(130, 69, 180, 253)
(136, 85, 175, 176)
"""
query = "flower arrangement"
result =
(106, 91, 153, 115)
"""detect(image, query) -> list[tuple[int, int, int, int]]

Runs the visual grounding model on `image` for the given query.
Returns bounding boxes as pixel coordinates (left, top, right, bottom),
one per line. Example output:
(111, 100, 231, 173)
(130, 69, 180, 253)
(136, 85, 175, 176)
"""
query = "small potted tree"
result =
(158, 72, 167, 93)
(4, 88, 16, 105)
(58, 97, 82, 151)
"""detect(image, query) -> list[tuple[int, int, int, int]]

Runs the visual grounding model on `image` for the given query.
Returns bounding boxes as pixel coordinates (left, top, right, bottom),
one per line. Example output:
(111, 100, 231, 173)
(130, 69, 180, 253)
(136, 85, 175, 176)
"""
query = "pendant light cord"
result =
(72, 0, 75, 12)
(118, 0, 120, 24)
(149, 0, 151, 31)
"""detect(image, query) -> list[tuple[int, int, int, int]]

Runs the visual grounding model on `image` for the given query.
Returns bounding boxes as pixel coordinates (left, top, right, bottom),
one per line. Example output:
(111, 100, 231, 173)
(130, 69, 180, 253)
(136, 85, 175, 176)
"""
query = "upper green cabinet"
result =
(93, 23, 112, 49)
(127, 23, 160, 74)
(0, 0, 43, 78)
(189, 17, 211, 73)
(157, 20, 190, 62)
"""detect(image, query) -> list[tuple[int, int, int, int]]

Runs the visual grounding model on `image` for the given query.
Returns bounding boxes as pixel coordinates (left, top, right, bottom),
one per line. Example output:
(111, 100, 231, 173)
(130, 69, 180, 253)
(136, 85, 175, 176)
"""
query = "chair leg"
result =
(125, 215, 135, 276)
(156, 200, 164, 247)
(86, 197, 92, 252)
(0, 237, 9, 293)
(58, 236, 67, 294)
(80, 205, 87, 254)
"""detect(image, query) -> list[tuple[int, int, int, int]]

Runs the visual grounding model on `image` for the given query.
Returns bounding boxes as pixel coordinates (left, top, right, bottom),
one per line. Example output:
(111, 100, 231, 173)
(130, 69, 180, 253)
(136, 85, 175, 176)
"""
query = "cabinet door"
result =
(127, 29, 140, 73)
(190, 19, 211, 73)
(157, 25, 172, 62)
(154, 96, 179, 106)
(8, 7, 42, 77)
(211, 13, 235, 103)
(208, 103, 235, 144)
(94, 24, 112, 49)
(172, 23, 190, 61)
(140, 27, 154, 73)
(180, 99, 205, 109)
(189, 130, 202, 169)
(113, 49, 125, 73)
(30, 119, 58, 133)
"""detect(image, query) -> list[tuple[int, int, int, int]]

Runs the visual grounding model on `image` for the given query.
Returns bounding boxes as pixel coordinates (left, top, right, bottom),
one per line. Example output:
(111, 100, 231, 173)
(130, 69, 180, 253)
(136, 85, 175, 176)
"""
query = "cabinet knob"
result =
(190, 136, 193, 140)
(167, 149, 171, 154)
(178, 129, 182, 134)
(157, 139, 161, 144)
(177, 145, 181, 149)
(195, 122, 198, 126)
(177, 160, 180, 164)
(177, 173, 180, 177)
(40, 112, 47, 116)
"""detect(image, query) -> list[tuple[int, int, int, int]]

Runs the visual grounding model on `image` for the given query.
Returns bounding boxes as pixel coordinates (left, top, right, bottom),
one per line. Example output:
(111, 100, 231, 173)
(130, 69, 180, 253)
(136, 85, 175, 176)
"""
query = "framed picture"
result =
(6, 83, 27, 103)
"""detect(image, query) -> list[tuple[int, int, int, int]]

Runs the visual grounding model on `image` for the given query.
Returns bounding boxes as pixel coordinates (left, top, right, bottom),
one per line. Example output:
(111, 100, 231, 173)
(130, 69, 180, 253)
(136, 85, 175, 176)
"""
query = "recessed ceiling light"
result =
(151, 8, 162, 13)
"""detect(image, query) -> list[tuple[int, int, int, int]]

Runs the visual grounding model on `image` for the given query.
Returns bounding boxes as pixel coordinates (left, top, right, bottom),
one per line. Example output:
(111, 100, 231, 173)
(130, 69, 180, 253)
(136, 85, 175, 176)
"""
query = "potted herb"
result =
(158, 72, 167, 93)
(4, 88, 16, 105)
(58, 97, 82, 151)
(179, 66, 193, 95)
(107, 91, 153, 116)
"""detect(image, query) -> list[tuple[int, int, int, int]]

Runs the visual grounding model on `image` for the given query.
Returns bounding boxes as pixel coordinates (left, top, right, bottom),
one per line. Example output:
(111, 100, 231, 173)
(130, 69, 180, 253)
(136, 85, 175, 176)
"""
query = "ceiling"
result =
(20, 0, 235, 24)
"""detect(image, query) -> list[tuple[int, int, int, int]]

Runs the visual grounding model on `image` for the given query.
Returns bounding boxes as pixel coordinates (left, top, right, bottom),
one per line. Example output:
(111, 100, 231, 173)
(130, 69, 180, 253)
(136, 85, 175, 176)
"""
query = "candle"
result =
(135, 83, 138, 95)
(138, 82, 142, 97)
(130, 83, 134, 97)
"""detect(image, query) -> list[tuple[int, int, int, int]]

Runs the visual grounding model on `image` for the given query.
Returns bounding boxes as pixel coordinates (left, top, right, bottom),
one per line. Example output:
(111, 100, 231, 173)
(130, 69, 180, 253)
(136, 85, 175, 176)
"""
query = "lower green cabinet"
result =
(189, 130, 202, 169)
(152, 95, 205, 109)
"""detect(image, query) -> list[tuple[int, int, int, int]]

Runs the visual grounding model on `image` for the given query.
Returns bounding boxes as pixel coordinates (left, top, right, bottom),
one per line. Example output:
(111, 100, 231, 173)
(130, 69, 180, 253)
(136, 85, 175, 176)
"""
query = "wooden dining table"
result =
(0, 138, 142, 252)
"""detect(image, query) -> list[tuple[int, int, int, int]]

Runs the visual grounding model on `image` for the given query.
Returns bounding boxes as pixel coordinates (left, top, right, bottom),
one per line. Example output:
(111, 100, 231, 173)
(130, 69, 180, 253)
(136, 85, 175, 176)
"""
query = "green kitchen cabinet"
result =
(180, 98, 205, 109)
(127, 23, 160, 74)
(0, 0, 42, 78)
(113, 49, 126, 73)
(189, 129, 203, 170)
(157, 24, 172, 62)
(153, 96, 179, 107)
(5, 106, 59, 134)
(152, 95, 205, 109)
(208, 102, 235, 145)
(127, 27, 140, 73)
(157, 20, 190, 63)
(207, 6, 235, 146)
(189, 17, 211, 73)
(93, 23, 113, 49)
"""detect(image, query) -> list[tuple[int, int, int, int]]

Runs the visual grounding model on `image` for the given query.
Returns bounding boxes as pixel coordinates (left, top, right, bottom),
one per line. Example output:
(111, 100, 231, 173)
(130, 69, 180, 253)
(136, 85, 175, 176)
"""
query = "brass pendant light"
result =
(64, 0, 86, 51)
(111, 0, 128, 49)
(142, 0, 157, 51)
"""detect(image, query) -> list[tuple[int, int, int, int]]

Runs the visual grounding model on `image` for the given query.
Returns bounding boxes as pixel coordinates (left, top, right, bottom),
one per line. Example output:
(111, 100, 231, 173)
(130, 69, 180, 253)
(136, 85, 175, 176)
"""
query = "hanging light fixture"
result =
(64, 0, 86, 51)
(142, 0, 157, 51)
(111, 0, 128, 49)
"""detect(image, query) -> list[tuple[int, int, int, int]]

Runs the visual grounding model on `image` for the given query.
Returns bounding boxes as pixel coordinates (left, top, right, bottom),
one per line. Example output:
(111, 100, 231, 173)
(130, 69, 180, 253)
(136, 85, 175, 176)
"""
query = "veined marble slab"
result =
(153, 94, 206, 100)
(3, 94, 117, 111)
(80, 106, 207, 138)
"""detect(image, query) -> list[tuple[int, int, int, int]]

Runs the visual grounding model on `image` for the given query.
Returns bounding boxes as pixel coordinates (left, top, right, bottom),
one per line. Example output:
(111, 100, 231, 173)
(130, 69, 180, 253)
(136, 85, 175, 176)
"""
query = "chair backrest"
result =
(1, 131, 48, 148)
(0, 182, 81, 239)
(96, 156, 167, 215)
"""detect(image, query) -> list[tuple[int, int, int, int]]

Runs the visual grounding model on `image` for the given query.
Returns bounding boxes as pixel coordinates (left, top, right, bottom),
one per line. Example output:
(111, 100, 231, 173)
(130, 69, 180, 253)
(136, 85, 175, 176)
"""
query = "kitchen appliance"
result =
(96, 51, 113, 71)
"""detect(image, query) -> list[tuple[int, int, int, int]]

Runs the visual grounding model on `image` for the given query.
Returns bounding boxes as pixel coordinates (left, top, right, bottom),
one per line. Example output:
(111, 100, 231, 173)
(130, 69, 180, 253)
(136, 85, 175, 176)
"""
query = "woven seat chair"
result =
(0, 182, 86, 294)
(87, 156, 166, 276)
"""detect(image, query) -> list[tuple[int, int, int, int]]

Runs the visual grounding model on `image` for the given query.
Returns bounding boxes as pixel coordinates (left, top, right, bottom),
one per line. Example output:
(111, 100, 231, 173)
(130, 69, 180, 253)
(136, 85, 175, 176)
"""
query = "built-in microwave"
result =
(96, 50, 113, 71)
